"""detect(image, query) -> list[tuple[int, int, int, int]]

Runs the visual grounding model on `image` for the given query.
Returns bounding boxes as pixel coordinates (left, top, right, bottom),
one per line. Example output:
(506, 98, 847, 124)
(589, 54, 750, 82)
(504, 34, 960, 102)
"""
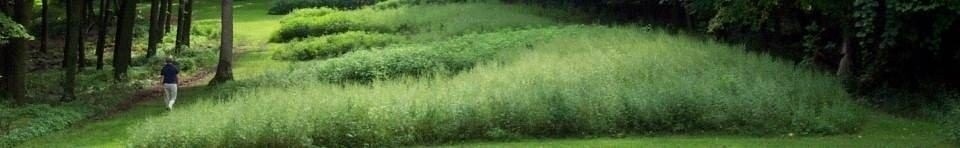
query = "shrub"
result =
(292, 26, 576, 83)
(272, 31, 403, 61)
(191, 20, 221, 39)
(282, 7, 339, 20)
(130, 26, 863, 147)
(268, 0, 376, 15)
(372, 0, 494, 9)
(270, 3, 556, 42)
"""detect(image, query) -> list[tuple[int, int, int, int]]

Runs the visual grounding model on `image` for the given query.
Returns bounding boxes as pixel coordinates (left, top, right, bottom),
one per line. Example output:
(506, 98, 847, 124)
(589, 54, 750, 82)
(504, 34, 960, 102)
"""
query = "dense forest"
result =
(1, 0, 958, 147)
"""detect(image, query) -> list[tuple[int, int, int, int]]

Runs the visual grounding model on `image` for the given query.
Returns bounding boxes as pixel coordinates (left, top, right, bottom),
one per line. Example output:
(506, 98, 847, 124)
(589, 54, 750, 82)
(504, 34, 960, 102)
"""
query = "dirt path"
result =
(92, 68, 216, 120)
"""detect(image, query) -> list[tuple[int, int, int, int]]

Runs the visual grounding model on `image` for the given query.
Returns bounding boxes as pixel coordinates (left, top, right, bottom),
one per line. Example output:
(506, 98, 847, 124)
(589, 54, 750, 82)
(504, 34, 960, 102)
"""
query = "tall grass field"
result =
(128, 25, 863, 147)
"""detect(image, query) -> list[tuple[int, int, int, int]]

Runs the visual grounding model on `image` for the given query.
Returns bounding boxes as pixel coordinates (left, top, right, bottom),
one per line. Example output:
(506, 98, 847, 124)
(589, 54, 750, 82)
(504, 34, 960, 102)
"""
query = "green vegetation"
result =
(372, 0, 493, 9)
(0, 104, 88, 147)
(0, 36, 219, 148)
(270, 3, 555, 42)
(268, 0, 376, 15)
(272, 31, 403, 61)
(6, 0, 956, 147)
(450, 114, 948, 147)
(947, 108, 960, 145)
(293, 27, 573, 83)
(281, 7, 339, 19)
(0, 13, 32, 43)
(512, 0, 960, 110)
(129, 26, 863, 147)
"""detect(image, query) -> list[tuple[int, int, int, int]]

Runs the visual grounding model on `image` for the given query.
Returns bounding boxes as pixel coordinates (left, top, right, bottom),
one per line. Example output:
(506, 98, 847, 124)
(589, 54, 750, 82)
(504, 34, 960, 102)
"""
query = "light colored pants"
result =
(163, 84, 178, 109)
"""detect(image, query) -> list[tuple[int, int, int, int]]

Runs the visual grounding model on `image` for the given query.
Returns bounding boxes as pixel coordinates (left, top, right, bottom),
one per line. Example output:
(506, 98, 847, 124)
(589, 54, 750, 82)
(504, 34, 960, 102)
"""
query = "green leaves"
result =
(0, 13, 33, 44)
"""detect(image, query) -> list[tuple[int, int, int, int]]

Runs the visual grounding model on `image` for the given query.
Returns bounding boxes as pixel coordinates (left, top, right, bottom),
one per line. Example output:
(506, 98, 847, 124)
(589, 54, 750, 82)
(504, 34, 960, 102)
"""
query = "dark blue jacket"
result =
(161, 63, 179, 84)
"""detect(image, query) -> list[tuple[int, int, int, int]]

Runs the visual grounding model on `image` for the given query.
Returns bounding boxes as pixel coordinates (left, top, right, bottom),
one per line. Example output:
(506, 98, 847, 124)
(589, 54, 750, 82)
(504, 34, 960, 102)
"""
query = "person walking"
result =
(161, 58, 180, 111)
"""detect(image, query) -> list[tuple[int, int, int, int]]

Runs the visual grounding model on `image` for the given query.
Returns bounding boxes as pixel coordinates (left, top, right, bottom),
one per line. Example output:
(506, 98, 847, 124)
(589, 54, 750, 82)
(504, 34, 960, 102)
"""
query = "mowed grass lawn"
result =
(450, 114, 952, 147)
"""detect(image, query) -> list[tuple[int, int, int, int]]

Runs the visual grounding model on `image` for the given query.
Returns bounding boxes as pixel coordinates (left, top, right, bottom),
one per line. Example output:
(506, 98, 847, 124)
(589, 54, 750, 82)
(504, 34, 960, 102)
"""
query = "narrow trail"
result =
(94, 68, 214, 120)
(16, 49, 278, 148)
(15, 0, 282, 147)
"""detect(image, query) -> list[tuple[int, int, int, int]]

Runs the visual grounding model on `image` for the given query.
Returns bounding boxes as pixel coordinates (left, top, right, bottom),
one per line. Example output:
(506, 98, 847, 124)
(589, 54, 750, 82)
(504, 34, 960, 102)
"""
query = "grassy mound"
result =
(129, 26, 863, 147)
(271, 31, 404, 61)
(270, 3, 556, 42)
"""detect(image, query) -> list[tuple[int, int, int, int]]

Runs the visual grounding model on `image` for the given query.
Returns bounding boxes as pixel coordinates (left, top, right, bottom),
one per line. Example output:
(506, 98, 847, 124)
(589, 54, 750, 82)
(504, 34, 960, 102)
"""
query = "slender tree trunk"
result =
(838, 32, 854, 77)
(1, 0, 32, 104)
(0, 3, 6, 101)
(163, 0, 172, 33)
(78, 0, 89, 70)
(64, 0, 82, 101)
(211, 0, 234, 85)
(183, 0, 192, 46)
(114, 0, 135, 81)
(175, 0, 186, 53)
(95, 0, 110, 70)
(146, 0, 162, 58)
(158, 0, 168, 35)
(40, 0, 49, 54)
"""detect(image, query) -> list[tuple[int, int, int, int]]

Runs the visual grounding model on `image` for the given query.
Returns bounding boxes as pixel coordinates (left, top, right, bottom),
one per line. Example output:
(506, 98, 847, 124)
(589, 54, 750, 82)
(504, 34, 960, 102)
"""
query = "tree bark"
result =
(1, 0, 32, 104)
(64, 0, 82, 101)
(146, 0, 162, 58)
(40, 0, 48, 54)
(78, 0, 89, 70)
(210, 0, 234, 85)
(175, 0, 193, 52)
(162, 0, 172, 33)
(837, 32, 854, 77)
(175, 0, 185, 53)
(95, 0, 110, 70)
(113, 0, 136, 81)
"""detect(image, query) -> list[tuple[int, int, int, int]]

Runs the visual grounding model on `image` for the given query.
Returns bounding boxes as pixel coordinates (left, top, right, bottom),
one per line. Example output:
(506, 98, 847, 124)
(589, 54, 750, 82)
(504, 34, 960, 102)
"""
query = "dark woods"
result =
(508, 0, 960, 108)
(0, 0, 192, 104)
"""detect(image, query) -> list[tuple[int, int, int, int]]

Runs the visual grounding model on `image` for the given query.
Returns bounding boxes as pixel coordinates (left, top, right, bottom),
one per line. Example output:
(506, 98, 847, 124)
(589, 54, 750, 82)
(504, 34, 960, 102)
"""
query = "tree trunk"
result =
(210, 0, 234, 85)
(837, 32, 854, 77)
(40, 0, 48, 54)
(64, 0, 82, 101)
(1, 0, 32, 104)
(158, 0, 168, 35)
(183, 0, 192, 46)
(95, 0, 110, 70)
(146, 0, 162, 58)
(175, 0, 193, 50)
(78, 0, 89, 70)
(163, 0, 172, 33)
(113, 0, 135, 81)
